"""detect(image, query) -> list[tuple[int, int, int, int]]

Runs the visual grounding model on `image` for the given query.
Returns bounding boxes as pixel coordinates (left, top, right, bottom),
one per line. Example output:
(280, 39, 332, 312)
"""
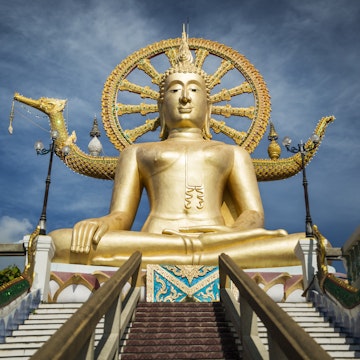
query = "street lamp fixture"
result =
(34, 130, 61, 235)
(282, 133, 320, 237)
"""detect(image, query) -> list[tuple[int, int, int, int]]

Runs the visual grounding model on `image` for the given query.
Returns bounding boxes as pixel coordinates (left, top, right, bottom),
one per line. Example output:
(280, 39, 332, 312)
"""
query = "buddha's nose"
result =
(179, 94, 191, 105)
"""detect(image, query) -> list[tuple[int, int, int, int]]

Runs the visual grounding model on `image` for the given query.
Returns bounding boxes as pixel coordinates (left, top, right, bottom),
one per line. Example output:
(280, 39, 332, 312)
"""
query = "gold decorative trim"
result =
(283, 276, 304, 302)
(249, 272, 292, 293)
(49, 272, 98, 303)
(22, 226, 40, 286)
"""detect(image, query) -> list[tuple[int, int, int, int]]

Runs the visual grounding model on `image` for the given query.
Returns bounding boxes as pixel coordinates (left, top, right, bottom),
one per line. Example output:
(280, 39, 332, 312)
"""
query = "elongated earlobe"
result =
(158, 102, 168, 139)
(159, 118, 167, 139)
(203, 103, 212, 139)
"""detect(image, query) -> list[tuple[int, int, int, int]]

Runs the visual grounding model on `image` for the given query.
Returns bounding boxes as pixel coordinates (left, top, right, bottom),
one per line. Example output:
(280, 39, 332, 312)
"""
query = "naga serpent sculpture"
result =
(13, 37, 334, 181)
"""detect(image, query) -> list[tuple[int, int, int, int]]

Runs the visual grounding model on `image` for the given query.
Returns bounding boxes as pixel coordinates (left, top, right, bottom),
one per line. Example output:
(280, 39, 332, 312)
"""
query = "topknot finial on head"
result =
(176, 24, 194, 66)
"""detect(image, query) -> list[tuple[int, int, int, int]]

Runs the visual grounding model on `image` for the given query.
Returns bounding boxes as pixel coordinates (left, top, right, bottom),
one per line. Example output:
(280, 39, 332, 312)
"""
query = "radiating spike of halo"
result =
(137, 59, 162, 85)
(210, 82, 253, 103)
(119, 79, 159, 100)
(194, 48, 209, 68)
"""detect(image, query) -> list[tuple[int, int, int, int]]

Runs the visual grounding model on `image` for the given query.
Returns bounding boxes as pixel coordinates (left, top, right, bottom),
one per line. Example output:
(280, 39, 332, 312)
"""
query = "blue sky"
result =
(0, 0, 359, 271)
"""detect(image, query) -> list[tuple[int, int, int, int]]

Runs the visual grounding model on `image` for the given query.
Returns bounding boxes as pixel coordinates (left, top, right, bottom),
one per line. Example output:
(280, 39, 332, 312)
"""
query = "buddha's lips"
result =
(178, 107, 193, 113)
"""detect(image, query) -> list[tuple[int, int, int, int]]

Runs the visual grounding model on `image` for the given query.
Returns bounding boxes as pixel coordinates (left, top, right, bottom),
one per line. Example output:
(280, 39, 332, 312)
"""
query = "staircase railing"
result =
(312, 225, 360, 339)
(0, 243, 26, 256)
(219, 253, 332, 360)
(31, 251, 142, 360)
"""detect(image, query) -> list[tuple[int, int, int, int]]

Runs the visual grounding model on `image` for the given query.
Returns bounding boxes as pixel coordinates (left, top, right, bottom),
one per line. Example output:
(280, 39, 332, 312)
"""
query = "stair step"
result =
(10, 325, 104, 337)
(37, 303, 82, 307)
(23, 318, 73, 324)
(258, 325, 341, 333)
(327, 351, 360, 359)
(321, 344, 360, 351)
(119, 351, 241, 360)
(17, 323, 67, 330)
(278, 308, 319, 313)
(35, 304, 81, 309)
(261, 335, 356, 345)
(122, 330, 234, 340)
(261, 336, 360, 351)
(133, 315, 227, 321)
(123, 344, 240, 353)
(0, 349, 37, 358)
(122, 336, 241, 347)
(31, 309, 80, 315)
(3, 335, 52, 343)
(133, 316, 228, 322)
(130, 321, 231, 328)
(0, 342, 42, 350)
(277, 302, 314, 307)
(127, 326, 235, 335)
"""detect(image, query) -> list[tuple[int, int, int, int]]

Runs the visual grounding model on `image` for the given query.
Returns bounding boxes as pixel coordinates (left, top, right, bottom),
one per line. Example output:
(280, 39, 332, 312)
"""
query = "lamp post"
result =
(282, 133, 320, 238)
(34, 130, 63, 235)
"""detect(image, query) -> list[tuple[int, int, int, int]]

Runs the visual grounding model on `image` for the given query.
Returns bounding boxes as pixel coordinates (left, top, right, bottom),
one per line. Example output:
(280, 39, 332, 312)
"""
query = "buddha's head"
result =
(158, 29, 212, 139)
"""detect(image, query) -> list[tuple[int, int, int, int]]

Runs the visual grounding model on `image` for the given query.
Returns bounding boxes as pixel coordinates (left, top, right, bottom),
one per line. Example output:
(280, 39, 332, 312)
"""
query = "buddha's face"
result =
(159, 72, 211, 133)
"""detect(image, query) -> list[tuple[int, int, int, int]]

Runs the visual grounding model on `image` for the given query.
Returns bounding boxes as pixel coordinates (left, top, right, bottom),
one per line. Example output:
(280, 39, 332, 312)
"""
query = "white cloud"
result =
(0, 216, 33, 244)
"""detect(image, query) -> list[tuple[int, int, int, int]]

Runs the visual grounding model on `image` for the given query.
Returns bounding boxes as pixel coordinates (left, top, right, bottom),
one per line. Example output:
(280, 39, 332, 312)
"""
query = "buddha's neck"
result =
(167, 128, 204, 141)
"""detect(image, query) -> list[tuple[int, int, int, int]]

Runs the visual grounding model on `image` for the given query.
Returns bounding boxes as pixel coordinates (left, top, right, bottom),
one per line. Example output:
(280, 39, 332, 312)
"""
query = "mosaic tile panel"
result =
(146, 265, 220, 302)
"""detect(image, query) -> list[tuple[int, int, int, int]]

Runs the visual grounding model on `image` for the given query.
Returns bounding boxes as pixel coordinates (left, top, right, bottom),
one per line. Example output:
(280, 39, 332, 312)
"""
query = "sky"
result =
(0, 0, 359, 272)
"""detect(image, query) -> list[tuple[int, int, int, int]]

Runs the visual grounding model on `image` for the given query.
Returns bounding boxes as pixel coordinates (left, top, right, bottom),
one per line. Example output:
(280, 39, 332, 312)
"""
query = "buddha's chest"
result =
(138, 143, 231, 179)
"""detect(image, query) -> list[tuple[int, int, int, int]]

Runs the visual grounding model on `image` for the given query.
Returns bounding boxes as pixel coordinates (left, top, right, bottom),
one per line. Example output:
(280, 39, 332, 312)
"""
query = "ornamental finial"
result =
(267, 122, 281, 160)
(90, 115, 101, 138)
(176, 24, 194, 65)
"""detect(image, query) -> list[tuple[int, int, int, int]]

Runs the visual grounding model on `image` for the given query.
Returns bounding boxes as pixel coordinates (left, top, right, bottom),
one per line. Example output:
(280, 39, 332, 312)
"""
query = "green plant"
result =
(0, 265, 22, 286)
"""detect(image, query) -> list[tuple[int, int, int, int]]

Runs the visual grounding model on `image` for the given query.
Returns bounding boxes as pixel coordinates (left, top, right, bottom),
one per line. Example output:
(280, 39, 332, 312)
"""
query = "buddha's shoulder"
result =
(205, 140, 249, 153)
(121, 142, 154, 153)
(121, 140, 249, 155)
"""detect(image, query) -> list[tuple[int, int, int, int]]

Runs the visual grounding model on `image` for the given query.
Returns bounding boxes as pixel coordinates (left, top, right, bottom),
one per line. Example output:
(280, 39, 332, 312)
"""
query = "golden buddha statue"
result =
(49, 30, 305, 269)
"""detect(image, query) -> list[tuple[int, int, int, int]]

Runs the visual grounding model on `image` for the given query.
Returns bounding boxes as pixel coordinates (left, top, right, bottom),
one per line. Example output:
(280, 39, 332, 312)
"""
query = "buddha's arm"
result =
(227, 147, 264, 230)
(199, 147, 288, 247)
(71, 147, 142, 254)
(174, 147, 287, 246)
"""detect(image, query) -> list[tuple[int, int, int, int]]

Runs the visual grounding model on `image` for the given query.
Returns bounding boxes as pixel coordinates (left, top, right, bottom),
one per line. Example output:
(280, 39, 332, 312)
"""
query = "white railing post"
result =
(240, 296, 269, 360)
(96, 295, 122, 359)
(295, 238, 317, 296)
(23, 235, 55, 302)
(78, 332, 95, 360)
(267, 333, 287, 360)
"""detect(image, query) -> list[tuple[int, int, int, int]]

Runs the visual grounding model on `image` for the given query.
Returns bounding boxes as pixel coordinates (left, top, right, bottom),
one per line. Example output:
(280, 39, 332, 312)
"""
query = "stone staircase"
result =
(119, 302, 241, 359)
(262, 303, 360, 360)
(0, 301, 359, 359)
(0, 303, 85, 359)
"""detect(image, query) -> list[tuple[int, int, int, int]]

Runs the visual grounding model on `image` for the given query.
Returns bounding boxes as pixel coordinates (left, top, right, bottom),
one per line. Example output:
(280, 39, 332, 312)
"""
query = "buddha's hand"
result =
(176, 225, 230, 233)
(177, 226, 288, 248)
(71, 218, 109, 254)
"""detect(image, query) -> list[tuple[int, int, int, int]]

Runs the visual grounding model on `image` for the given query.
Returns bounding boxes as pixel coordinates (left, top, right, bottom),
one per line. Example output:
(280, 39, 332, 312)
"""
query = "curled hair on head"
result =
(158, 65, 212, 103)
